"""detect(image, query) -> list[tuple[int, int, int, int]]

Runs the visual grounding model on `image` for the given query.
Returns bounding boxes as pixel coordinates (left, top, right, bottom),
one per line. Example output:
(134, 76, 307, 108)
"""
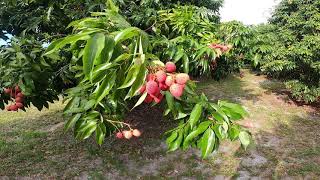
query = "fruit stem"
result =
(105, 119, 133, 130)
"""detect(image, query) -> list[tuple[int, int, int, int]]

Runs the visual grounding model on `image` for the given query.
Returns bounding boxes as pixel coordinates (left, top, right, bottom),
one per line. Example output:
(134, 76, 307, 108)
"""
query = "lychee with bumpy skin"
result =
(175, 73, 190, 85)
(16, 102, 24, 109)
(11, 105, 19, 111)
(132, 129, 141, 137)
(139, 85, 146, 94)
(144, 94, 153, 103)
(146, 81, 159, 95)
(4, 88, 11, 94)
(16, 93, 24, 98)
(159, 82, 169, 91)
(147, 74, 156, 81)
(154, 93, 164, 104)
(123, 130, 133, 139)
(165, 76, 174, 87)
(15, 86, 21, 93)
(155, 70, 167, 83)
(169, 83, 184, 98)
(116, 132, 124, 139)
(15, 97, 23, 103)
(165, 62, 176, 73)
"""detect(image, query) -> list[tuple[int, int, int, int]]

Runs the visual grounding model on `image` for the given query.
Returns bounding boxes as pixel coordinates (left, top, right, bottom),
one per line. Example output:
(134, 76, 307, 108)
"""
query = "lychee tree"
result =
(42, 5, 251, 158)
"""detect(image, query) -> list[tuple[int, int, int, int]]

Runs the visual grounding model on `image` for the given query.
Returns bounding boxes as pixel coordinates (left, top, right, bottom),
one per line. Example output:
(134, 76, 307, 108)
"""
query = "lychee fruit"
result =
(15, 86, 21, 93)
(6, 106, 12, 111)
(154, 93, 164, 104)
(175, 73, 190, 85)
(146, 81, 159, 95)
(159, 83, 169, 91)
(165, 76, 174, 87)
(16, 102, 24, 109)
(4, 88, 11, 94)
(16, 93, 24, 98)
(123, 130, 133, 139)
(11, 105, 18, 111)
(15, 97, 23, 103)
(155, 70, 167, 83)
(144, 94, 153, 103)
(139, 85, 146, 94)
(165, 62, 176, 73)
(116, 132, 124, 139)
(147, 74, 156, 81)
(169, 83, 184, 98)
(132, 129, 141, 137)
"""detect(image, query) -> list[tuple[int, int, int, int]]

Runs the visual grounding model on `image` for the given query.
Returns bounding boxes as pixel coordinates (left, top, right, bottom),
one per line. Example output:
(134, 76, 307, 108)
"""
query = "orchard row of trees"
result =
(0, 0, 250, 158)
(1, 0, 319, 158)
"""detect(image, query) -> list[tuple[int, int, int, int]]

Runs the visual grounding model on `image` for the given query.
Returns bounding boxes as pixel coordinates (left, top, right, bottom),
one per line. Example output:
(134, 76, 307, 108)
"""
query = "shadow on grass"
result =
(0, 104, 195, 178)
(235, 113, 320, 178)
(197, 75, 260, 104)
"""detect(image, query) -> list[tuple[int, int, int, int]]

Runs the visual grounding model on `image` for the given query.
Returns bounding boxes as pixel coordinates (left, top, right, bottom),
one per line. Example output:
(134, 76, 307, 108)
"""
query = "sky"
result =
(220, 0, 281, 25)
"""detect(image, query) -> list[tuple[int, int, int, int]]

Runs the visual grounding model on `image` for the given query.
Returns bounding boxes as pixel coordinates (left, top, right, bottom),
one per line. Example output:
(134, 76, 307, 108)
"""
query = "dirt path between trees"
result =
(0, 69, 319, 179)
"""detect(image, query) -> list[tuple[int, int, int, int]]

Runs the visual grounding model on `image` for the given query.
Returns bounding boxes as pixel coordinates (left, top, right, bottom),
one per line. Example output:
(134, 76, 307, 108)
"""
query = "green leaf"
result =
(118, 65, 140, 89)
(199, 128, 215, 159)
(182, 54, 189, 73)
(166, 131, 178, 145)
(189, 103, 203, 129)
(84, 99, 96, 111)
(219, 101, 248, 117)
(168, 130, 183, 152)
(165, 91, 176, 115)
(95, 72, 116, 105)
(45, 33, 92, 55)
(132, 92, 147, 110)
(83, 33, 106, 77)
(183, 121, 212, 149)
(97, 36, 115, 64)
(64, 114, 81, 132)
(228, 125, 240, 141)
(96, 123, 106, 145)
(239, 131, 251, 149)
(114, 27, 141, 44)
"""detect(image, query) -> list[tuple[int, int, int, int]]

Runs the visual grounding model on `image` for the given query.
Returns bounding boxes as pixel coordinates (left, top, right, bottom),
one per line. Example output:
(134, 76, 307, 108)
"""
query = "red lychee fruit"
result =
(165, 62, 176, 73)
(132, 129, 141, 137)
(6, 106, 12, 111)
(221, 46, 228, 52)
(116, 132, 124, 139)
(16, 102, 24, 109)
(123, 130, 133, 139)
(139, 85, 146, 94)
(154, 93, 164, 104)
(175, 73, 190, 85)
(15, 86, 21, 93)
(169, 83, 184, 98)
(159, 83, 169, 91)
(4, 88, 11, 94)
(146, 81, 159, 95)
(144, 94, 153, 103)
(155, 70, 167, 83)
(165, 76, 174, 87)
(16, 93, 24, 98)
(15, 97, 23, 103)
(11, 105, 19, 111)
(147, 74, 156, 81)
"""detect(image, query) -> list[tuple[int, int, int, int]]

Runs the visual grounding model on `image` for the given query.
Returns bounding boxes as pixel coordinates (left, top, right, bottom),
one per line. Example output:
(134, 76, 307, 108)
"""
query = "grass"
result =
(0, 69, 320, 178)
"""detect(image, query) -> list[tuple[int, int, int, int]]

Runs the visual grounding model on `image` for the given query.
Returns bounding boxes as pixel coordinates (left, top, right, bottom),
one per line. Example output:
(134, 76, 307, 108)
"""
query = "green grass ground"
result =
(0, 69, 319, 179)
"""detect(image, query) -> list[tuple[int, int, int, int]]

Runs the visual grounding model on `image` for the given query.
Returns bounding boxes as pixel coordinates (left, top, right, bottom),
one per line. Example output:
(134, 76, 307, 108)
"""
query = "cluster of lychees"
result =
(3, 86, 25, 111)
(208, 43, 232, 52)
(116, 129, 141, 139)
(139, 61, 190, 104)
